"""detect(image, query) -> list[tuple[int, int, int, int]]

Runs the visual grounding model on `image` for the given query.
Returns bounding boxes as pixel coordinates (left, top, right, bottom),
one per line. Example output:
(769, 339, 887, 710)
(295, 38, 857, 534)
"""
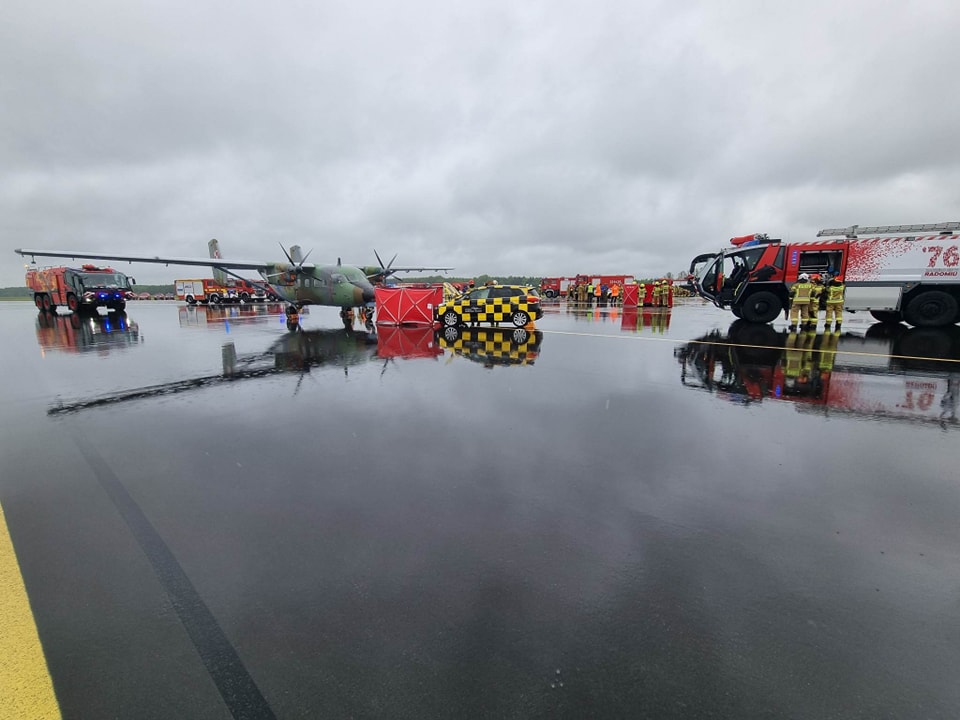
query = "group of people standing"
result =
(568, 282, 623, 306)
(787, 273, 845, 331)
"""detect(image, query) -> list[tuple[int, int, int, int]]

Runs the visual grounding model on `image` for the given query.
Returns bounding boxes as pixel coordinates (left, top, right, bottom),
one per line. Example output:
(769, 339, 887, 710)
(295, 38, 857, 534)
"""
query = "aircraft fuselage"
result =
(260, 264, 376, 308)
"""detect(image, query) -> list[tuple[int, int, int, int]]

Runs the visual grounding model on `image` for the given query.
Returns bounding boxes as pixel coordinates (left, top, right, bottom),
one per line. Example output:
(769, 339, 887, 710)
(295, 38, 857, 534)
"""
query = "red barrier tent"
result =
(375, 286, 442, 326)
(376, 325, 443, 359)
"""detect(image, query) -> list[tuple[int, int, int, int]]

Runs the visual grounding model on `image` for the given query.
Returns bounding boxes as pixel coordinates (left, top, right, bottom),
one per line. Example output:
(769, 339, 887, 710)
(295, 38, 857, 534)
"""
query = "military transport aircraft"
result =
(15, 243, 451, 327)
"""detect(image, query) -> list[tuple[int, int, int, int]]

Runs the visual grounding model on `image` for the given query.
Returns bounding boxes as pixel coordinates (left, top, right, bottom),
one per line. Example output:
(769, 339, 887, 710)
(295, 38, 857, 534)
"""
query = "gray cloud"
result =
(4, 0, 960, 285)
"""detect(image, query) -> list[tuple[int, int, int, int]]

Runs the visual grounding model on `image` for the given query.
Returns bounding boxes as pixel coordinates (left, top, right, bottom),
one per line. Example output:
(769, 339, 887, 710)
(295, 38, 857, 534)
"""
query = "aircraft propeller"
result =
(368, 249, 399, 282)
(266, 243, 314, 282)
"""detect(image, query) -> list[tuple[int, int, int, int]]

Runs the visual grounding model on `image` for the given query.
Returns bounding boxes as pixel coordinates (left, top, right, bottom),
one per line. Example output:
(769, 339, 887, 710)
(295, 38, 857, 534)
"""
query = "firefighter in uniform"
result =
(651, 281, 661, 307)
(788, 273, 814, 331)
(823, 274, 845, 329)
(806, 274, 824, 330)
(637, 281, 647, 307)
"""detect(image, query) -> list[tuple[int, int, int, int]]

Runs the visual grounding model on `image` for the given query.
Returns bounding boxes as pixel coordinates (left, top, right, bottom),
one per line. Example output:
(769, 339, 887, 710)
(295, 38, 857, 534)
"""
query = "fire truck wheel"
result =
(67, 294, 79, 312)
(41, 294, 52, 311)
(34, 295, 44, 310)
(738, 291, 781, 323)
(240, 292, 250, 302)
(904, 290, 958, 328)
(869, 310, 902, 324)
(186, 296, 197, 305)
(544, 289, 556, 298)
(511, 310, 530, 327)
(208, 293, 222, 305)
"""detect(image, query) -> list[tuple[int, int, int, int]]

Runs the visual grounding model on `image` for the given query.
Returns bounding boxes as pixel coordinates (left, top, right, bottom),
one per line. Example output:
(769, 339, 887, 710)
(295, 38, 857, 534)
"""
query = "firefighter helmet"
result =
(798, 273, 810, 281)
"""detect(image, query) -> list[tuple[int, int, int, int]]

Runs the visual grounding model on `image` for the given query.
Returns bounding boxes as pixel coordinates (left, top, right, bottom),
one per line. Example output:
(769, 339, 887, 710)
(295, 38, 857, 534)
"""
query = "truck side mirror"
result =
(129, 278, 136, 285)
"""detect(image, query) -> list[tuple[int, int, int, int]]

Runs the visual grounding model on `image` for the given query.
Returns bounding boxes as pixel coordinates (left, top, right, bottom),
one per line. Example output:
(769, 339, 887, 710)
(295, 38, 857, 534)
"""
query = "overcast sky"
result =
(3, 0, 960, 286)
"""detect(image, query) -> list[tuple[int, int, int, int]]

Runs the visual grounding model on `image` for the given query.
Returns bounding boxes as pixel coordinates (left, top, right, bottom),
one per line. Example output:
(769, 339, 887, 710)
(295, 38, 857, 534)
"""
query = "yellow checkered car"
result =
(438, 326, 543, 367)
(437, 285, 542, 328)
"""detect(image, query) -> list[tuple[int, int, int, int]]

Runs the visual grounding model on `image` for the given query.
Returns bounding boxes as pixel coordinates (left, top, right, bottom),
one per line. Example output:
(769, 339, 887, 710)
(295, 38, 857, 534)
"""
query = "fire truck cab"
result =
(689, 222, 960, 327)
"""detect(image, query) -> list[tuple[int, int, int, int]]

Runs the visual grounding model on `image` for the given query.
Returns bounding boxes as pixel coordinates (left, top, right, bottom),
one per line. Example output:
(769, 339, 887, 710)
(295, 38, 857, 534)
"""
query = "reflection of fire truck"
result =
(35, 311, 140, 354)
(675, 321, 959, 428)
(689, 222, 960, 327)
(26, 264, 133, 314)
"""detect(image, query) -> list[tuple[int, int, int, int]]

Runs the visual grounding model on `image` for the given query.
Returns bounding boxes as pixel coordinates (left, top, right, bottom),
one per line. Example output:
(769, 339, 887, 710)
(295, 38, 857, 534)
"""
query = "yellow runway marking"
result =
(0, 504, 61, 719)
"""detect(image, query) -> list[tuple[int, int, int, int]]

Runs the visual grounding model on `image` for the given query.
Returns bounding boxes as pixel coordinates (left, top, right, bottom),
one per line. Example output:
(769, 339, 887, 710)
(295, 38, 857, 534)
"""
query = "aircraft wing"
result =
(380, 266, 454, 273)
(14, 248, 302, 272)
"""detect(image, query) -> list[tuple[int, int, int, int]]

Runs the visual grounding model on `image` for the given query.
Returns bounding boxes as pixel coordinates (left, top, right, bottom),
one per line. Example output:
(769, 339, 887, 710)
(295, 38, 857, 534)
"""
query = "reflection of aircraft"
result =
(438, 326, 543, 368)
(674, 320, 960, 427)
(36, 311, 140, 354)
(15, 245, 451, 328)
(49, 327, 435, 414)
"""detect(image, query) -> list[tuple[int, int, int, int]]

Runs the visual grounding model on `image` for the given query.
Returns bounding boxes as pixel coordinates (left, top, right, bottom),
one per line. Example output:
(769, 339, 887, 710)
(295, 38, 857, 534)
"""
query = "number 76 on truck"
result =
(687, 221, 960, 328)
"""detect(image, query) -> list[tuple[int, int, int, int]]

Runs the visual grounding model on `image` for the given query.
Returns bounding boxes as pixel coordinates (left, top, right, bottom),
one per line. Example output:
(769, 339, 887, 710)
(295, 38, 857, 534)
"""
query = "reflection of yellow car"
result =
(437, 285, 542, 328)
(438, 326, 543, 367)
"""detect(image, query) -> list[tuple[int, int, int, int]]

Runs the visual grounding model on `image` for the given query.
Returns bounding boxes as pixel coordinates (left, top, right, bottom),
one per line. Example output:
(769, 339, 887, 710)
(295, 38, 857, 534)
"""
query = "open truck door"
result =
(689, 252, 723, 307)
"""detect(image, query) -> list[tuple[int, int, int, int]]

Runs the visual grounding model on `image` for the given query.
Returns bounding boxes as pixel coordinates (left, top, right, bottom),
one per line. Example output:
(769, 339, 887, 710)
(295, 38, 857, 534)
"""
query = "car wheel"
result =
(442, 311, 460, 327)
(511, 310, 530, 327)
(511, 328, 529, 343)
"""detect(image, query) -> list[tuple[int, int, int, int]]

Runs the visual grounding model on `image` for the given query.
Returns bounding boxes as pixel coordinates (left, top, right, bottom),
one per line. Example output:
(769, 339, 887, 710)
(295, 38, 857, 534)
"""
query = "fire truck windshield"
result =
(78, 272, 127, 288)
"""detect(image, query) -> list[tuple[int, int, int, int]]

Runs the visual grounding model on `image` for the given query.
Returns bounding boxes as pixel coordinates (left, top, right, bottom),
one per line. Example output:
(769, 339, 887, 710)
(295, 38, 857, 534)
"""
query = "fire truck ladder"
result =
(817, 222, 960, 238)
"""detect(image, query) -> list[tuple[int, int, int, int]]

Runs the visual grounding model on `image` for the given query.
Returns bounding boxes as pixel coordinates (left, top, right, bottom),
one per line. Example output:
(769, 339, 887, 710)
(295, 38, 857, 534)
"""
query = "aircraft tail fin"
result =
(208, 238, 228, 285)
(289, 245, 304, 264)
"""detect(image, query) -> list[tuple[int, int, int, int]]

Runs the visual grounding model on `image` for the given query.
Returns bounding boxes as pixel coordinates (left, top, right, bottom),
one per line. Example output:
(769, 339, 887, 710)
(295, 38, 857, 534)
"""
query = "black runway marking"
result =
(72, 432, 277, 720)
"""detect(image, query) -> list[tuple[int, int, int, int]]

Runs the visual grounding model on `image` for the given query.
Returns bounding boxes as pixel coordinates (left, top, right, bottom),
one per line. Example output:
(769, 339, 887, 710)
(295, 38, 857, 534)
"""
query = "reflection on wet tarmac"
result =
(178, 303, 289, 328)
(438, 325, 544, 368)
(47, 326, 443, 414)
(676, 320, 960, 427)
(36, 311, 140, 354)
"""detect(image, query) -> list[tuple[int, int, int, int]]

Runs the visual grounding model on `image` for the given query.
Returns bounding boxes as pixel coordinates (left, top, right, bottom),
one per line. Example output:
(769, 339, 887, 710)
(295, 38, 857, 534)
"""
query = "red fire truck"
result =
(539, 277, 577, 298)
(26, 264, 133, 314)
(541, 274, 637, 298)
(175, 278, 270, 304)
(688, 222, 960, 327)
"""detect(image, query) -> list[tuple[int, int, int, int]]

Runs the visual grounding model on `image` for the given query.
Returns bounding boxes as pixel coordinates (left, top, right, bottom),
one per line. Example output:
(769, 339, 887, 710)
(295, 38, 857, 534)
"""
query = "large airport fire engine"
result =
(688, 222, 960, 327)
(25, 264, 133, 314)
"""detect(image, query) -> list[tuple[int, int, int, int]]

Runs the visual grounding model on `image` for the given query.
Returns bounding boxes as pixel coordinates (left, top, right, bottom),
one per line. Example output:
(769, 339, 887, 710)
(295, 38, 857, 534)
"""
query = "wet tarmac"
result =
(2, 299, 959, 719)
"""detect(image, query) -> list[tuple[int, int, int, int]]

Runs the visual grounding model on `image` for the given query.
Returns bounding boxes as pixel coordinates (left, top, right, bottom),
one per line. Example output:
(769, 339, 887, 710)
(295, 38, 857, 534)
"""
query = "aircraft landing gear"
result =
(340, 307, 355, 329)
(286, 304, 301, 330)
(361, 306, 375, 331)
